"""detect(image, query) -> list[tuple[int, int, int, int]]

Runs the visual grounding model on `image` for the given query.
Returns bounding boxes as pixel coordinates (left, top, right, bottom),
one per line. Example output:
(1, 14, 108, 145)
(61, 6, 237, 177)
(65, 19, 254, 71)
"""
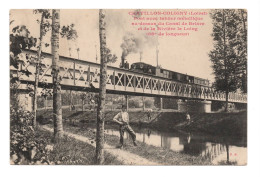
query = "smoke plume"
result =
(120, 32, 156, 62)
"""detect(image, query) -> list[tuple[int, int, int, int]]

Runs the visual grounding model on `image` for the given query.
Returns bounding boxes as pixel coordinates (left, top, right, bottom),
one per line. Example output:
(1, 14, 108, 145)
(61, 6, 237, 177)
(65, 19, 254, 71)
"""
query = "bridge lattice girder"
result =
(11, 50, 247, 103)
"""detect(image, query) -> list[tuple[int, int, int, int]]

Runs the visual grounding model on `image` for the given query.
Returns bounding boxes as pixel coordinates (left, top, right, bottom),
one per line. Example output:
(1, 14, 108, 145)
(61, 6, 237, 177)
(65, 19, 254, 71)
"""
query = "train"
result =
(129, 62, 209, 86)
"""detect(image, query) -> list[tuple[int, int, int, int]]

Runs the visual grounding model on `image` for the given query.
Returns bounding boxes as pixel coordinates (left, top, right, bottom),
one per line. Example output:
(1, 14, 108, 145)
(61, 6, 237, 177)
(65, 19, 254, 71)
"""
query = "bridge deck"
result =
(11, 50, 247, 103)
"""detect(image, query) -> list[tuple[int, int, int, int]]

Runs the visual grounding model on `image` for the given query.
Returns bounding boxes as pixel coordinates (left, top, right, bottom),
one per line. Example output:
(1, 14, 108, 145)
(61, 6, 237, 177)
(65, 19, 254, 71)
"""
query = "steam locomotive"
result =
(129, 62, 209, 86)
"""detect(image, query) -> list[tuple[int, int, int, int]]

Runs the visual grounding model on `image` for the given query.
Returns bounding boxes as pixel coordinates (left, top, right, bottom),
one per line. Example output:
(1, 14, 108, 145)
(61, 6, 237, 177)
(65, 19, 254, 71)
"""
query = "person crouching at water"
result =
(113, 105, 137, 148)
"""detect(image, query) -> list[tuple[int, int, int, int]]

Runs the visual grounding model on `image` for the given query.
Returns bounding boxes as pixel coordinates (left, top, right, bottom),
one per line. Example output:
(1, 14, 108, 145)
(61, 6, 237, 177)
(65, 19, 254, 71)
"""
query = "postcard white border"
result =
(1, 0, 260, 177)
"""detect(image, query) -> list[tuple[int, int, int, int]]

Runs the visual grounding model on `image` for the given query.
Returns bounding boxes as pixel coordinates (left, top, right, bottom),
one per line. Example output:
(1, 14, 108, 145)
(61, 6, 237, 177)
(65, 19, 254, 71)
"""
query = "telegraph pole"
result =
(95, 45, 98, 63)
(156, 25, 159, 67)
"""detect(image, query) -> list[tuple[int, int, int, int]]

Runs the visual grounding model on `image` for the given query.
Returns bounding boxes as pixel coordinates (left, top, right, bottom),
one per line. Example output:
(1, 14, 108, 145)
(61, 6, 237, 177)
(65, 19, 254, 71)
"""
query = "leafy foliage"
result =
(33, 9, 52, 37)
(10, 26, 37, 69)
(104, 47, 117, 63)
(9, 9, 83, 165)
(154, 97, 161, 108)
(40, 87, 53, 98)
(209, 9, 247, 94)
(10, 11, 53, 164)
(10, 95, 56, 165)
(238, 9, 247, 93)
(60, 24, 78, 41)
(144, 99, 154, 108)
(129, 99, 141, 108)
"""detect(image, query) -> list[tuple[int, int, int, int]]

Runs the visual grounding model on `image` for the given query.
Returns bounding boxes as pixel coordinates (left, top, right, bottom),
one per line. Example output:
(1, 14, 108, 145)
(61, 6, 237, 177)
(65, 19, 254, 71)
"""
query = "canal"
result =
(67, 121, 247, 165)
(104, 124, 247, 165)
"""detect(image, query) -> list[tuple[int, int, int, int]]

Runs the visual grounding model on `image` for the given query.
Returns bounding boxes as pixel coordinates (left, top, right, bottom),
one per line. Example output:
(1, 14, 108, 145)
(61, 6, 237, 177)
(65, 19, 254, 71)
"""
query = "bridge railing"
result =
(10, 50, 247, 103)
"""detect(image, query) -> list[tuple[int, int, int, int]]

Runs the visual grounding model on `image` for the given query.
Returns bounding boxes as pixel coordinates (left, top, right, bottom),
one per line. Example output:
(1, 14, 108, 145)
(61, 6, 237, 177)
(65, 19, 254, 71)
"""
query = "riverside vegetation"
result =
(35, 108, 246, 165)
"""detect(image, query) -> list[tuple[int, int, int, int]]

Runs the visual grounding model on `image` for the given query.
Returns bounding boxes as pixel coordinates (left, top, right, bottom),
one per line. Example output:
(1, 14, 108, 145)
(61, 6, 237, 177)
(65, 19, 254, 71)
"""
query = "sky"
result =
(10, 9, 214, 82)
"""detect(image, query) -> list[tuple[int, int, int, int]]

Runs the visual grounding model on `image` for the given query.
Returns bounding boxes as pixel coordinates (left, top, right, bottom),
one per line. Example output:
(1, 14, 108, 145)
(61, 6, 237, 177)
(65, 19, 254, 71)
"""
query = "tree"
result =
(9, 10, 79, 164)
(95, 9, 117, 164)
(51, 9, 63, 138)
(32, 10, 52, 128)
(95, 9, 107, 165)
(80, 92, 87, 111)
(238, 9, 247, 93)
(10, 25, 37, 113)
(10, 26, 37, 69)
(31, 9, 78, 128)
(10, 24, 37, 115)
(209, 9, 247, 111)
(9, 23, 56, 165)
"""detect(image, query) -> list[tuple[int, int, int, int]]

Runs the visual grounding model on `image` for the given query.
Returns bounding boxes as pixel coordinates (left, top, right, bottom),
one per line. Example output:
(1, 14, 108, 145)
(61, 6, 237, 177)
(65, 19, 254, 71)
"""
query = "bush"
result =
(10, 107, 35, 164)
(129, 99, 141, 108)
(37, 115, 53, 125)
(144, 99, 154, 108)
(10, 102, 55, 165)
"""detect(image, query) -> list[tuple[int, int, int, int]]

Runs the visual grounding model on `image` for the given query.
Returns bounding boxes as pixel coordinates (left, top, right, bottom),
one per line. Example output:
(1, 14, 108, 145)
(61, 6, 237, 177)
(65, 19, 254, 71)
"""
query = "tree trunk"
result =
(222, 10, 229, 112)
(69, 90, 72, 111)
(45, 97, 47, 110)
(96, 9, 107, 165)
(125, 95, 129, 111)
(240, 9, 247, 93)
(111, 96, 113, 111)
(52, 9, 63, 138)
(240, 10, 247, 38)
(82, 98, 84, 112)
(142, 96, 145, 111)
(225, 90, 229, 112)
(33, 13, 44, 128)
(226, 144, 229, 164)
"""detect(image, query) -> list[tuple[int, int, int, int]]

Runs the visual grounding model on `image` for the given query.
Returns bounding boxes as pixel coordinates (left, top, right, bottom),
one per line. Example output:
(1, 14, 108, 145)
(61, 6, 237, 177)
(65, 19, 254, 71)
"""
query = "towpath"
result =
(42, 125, 160, 165)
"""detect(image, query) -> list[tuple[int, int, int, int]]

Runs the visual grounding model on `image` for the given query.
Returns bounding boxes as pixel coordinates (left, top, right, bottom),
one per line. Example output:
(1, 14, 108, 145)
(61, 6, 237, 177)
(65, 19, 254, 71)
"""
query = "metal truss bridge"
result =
(11, 50, 247, 104)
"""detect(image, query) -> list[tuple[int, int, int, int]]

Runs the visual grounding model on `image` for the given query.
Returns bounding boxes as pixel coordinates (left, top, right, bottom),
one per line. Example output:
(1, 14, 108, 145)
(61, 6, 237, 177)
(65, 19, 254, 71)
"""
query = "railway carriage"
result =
(130, 62, 209, 86)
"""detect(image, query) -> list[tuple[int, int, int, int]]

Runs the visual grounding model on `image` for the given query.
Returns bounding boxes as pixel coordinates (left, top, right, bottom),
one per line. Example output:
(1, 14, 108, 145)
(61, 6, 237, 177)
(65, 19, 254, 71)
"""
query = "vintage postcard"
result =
(10, 9, 247, 165)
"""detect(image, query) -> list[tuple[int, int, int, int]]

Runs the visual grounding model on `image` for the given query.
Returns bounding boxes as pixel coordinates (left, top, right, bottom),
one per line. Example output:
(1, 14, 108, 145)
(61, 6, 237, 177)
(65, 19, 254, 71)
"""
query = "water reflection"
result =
(105, 128, 247, 165)
(70, 121, 246, 165)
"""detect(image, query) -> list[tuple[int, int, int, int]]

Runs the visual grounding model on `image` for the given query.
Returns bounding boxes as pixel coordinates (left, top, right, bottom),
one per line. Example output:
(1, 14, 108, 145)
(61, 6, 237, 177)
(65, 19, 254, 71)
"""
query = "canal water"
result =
(104, 125, 247, 165)
(69, 121, 247, 165)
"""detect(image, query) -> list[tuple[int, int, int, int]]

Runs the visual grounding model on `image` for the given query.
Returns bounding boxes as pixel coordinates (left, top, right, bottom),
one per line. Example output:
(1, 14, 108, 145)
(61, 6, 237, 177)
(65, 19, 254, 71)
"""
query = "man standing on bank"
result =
(113, 105, 137, 148)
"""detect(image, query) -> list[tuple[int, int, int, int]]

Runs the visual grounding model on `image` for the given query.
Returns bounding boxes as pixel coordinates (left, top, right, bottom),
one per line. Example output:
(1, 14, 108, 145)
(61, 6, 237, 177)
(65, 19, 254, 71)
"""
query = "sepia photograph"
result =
(9, 8, 249, 166)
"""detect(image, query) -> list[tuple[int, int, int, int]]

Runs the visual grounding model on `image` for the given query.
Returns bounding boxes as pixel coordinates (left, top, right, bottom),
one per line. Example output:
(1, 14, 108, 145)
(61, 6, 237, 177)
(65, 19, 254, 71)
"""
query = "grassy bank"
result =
(37, 109, 247, 138)
(34, 127, 122, 165)
(44, 123, 212, 165)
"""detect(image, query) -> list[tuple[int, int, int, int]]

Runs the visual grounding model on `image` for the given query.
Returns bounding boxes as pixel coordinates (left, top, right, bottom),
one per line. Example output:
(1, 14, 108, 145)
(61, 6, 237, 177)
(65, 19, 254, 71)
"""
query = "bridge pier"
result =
(160, 97, 163, 110)
(142, 96, 145, 111)
(13, 50, 247, 109)
(44, 97, 48, 110)
(177, 100, 212, 113)
(16, 92, 33, 112)
(69, 90, 72, 111)
(82, 99, 84, 112)
(125, 95, 129, 111)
